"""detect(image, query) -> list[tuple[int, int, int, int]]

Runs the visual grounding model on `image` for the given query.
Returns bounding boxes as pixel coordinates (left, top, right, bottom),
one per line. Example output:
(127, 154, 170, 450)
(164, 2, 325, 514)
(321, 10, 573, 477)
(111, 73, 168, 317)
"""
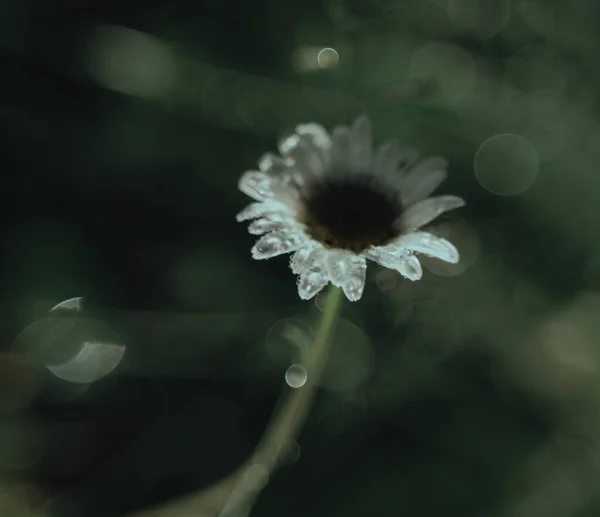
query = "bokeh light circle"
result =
(323, 319, 372, 393)
(448, 0, 511, 39)
(14, 297, 126, 385)
(86, 25, 176, 100)
(265, 318, 310, 366)
(317, 47, 340, 69)
(285, 364, 308, 388)
(408, 42, 477, 106)
(474, 133, 539, 196)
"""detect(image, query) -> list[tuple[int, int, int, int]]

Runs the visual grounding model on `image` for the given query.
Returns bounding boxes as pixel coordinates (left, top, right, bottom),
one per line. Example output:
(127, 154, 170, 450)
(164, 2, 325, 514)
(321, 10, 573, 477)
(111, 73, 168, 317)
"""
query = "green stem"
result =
(127, 287, 345, 517)
(252, 286, 344, 468)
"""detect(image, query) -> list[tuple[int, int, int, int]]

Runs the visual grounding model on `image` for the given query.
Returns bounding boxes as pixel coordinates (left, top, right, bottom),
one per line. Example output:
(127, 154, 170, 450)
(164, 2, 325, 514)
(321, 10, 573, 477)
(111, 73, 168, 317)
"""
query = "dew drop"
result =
(285, 364, 307, 388)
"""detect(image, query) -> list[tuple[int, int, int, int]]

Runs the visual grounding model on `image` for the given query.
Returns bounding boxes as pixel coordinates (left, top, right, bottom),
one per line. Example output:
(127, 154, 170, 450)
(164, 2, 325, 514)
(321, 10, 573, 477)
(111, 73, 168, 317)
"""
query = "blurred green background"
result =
(2, 0, 600, 515)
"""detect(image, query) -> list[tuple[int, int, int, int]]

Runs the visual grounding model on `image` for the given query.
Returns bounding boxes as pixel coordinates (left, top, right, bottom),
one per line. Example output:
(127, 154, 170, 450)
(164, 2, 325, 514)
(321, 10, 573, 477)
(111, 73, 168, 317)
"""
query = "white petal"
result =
(331, 126, 352, 168)
(401, 169, 447, 206)
(392, 231, 460, 263)
(290, 247, 312, 274)
(323, 250, 367, 300)
(238, 171, 274, 200)
(340, 255, 367, 301)
(277, 130, 327, 177)
(257, 153, 294, 175)
(278, 134, 302, 155)
(373, 140, 400, 176)
(401, 195, 465, 230)
(297, 270, 329, 300)
(365, 246, 411, 270)
(296, 123, 332, 152)
(397, 255, 423, 281)
(325, 250, 355, 287)
(373, 141, 419, 178)
(401, 157, 448, 202)
(248, 215, 295, 235)
(236, 200, 291, 222)
(251, 231, 305, 259)
(351, 116, 372, 170)
(290, 246, 326, 275)
(397, 148, 420, 172)
(288, 141, 327, 177)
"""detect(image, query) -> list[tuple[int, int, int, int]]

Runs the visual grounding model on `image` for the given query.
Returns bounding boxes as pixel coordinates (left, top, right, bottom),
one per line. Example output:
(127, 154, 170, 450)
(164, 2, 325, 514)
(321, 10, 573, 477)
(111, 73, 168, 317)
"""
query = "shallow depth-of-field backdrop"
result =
(2, 0, 600, 516)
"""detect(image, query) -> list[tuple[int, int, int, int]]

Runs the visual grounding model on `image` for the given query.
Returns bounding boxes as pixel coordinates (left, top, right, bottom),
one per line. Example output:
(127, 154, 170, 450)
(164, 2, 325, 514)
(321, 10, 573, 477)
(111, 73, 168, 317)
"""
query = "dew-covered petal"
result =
(290, 143, 327, 177)
(296, 123, 332, 152)
(325, 250, 355, 287)
(290, 246, 326, 275)
(331, 126, 352, 168)
(401, 195, 465, 230)
(248, 214, 295, 235)
(340, 255, 367, 302)
(252, 230, 305, 260)
(350, 116, 372, 171)
(297, 270, 328, 300)
(238, 170, 274, 200)
(325, 250, 367, 300)
(278, 133, 302, 155)
(278, 133, 327, 177)
(236, 200, 291, 222)
(365, 246, 411, 270)
(392, 231, 460, 263)
(397, 255, 423, 281)
(257, 153, 294, 175)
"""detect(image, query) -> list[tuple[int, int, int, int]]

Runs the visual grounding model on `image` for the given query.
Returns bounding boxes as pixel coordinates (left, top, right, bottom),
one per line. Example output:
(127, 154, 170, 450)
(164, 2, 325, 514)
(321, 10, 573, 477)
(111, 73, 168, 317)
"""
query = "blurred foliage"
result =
(1, 0, 600, 516)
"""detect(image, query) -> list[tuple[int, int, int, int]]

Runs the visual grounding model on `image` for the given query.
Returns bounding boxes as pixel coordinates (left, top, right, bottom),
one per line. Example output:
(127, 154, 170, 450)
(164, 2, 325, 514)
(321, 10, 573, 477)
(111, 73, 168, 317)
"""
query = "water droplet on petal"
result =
(421, 219, 480, 276)
(238, 171, 273, 200)
(326, 252, 351, 286)
(279, 134, 301, 155)
(248, 216, 293, 236)
(290, 247, 314, 274)
(297, 271, 328, 300)
(251, 231, 303, 260)
(236, 202, 275, 222)
(398, 256, 423, 281)
(340, 257, 366, 301)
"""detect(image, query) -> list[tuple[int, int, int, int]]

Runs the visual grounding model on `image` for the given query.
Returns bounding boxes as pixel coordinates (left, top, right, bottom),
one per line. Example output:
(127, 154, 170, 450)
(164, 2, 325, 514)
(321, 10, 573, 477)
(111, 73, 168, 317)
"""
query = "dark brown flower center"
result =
(300, 174, 403, 253)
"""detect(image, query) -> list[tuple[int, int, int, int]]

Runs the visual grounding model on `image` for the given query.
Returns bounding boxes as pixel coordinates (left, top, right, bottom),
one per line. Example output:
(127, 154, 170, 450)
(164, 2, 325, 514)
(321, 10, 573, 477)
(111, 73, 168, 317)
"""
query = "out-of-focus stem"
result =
(128, 287, 344, 517)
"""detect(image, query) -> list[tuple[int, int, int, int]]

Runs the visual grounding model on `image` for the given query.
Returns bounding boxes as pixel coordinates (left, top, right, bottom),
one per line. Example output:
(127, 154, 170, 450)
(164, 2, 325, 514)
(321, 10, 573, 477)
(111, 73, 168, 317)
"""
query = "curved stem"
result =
(128, 287, 345, 517)
(252, 286, 344, 468)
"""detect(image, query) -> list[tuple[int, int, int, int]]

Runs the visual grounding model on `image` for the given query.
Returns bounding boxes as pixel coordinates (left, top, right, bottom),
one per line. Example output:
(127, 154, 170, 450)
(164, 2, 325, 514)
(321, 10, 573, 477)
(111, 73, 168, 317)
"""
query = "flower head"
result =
(236, 116, 465, 301)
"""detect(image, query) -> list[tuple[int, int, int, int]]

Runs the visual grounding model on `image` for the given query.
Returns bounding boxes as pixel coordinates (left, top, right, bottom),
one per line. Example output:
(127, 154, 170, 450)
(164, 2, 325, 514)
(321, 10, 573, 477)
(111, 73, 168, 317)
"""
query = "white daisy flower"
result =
(236, 116, 465, 302)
